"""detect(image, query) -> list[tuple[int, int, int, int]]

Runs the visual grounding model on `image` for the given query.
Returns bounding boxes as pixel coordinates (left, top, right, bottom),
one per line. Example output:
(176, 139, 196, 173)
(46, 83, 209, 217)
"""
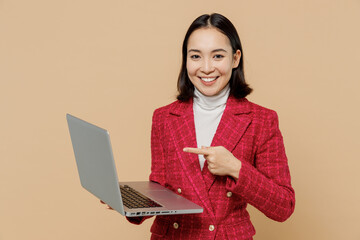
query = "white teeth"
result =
(200, 77, 217, 82)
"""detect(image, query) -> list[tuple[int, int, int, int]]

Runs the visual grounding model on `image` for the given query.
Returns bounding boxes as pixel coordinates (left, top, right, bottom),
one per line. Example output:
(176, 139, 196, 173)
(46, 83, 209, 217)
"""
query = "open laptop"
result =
(66, 114, 203, 217)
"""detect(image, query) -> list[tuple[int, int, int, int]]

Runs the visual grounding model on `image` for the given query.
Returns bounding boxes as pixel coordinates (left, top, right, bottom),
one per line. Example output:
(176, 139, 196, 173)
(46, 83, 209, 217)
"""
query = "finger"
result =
(207, 164, 215, 174)
(100, 200, 105, 204)
(107, 205, 113, 210)
(183, 147, 210, 155)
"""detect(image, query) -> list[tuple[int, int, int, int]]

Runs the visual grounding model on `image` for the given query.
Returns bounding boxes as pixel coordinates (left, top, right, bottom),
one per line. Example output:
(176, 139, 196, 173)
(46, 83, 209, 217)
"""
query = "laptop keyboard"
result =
(120, 185, 163, 209)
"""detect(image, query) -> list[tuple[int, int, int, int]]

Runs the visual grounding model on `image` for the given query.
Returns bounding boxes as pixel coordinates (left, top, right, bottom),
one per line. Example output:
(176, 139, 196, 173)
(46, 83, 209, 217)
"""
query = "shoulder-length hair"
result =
(177, 13, 252, 102)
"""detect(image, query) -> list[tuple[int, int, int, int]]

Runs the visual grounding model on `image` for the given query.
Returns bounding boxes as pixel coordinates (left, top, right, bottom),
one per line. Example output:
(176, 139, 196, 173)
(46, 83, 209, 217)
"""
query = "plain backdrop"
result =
(1, 0, 360, 239)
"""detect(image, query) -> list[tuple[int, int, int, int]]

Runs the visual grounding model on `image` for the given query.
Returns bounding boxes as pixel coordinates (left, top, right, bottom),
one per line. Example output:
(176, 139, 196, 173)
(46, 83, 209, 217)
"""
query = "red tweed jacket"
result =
(127, 96, 295, 239)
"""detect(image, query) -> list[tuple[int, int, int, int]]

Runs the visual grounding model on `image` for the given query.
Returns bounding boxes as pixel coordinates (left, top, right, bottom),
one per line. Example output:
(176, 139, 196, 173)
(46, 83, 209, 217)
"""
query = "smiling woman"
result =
(177, 13, 252, 102)
(186, 27, 241, 96)
(117, 13, 295, 240)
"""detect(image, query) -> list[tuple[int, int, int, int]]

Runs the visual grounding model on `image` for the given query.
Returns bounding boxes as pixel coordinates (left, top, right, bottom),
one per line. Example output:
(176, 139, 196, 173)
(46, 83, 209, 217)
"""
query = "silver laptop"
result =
(66, 114, 203, 217)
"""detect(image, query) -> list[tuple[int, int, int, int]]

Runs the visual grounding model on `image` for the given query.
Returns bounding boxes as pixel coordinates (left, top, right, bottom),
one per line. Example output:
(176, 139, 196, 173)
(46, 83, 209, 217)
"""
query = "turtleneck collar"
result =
(193, 84, 230, 111)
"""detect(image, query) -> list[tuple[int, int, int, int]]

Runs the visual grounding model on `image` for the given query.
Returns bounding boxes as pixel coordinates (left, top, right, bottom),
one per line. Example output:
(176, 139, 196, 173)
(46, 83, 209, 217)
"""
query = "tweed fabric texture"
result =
(127, 96, 295, 240)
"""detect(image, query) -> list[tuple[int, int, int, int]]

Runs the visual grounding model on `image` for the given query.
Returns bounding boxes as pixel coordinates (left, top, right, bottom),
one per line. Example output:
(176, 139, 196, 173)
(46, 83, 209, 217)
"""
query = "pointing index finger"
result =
(183, 147, 209, 155)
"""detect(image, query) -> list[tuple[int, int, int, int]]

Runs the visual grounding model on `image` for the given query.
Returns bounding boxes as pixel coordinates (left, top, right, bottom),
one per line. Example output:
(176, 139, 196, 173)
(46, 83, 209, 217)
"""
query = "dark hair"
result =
(177, 13, 252, 102)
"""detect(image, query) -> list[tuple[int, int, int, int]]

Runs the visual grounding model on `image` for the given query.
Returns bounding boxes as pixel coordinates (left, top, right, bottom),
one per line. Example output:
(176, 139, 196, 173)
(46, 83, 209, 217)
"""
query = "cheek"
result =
(186, 62, 197, 77)
(218, 62, 233, 76)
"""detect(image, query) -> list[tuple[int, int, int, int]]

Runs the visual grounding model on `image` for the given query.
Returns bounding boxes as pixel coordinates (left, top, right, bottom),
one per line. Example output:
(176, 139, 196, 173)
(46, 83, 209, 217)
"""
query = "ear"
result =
(232, 50, 241, 68)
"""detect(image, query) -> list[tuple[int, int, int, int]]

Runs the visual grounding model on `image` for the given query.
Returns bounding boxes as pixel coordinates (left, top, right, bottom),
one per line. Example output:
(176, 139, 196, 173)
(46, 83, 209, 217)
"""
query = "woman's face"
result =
(186, 27, 241, 97)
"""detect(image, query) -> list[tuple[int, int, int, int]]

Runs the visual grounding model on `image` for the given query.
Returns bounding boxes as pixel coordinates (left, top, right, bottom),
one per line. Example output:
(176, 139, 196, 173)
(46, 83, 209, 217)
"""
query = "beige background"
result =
(1, 0, 360, 239)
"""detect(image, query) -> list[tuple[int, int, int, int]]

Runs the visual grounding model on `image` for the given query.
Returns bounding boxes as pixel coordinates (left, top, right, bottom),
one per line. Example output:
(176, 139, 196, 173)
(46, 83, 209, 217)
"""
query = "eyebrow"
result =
(188, 48, 228, 53)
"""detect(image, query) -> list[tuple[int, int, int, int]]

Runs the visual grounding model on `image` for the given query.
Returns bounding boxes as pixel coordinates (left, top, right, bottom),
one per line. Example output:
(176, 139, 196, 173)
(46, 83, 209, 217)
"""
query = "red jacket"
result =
(128, 96, 295, 239)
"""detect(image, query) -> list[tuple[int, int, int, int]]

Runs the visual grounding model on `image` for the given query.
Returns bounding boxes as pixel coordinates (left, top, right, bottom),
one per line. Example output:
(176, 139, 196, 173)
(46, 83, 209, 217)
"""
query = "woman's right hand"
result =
(100, 200, 114, 210)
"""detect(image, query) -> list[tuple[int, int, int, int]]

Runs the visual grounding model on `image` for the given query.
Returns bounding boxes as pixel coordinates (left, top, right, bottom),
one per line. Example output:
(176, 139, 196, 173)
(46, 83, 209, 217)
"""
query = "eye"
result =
(190, 54, 200, 59)
(214, 54, 224, 59)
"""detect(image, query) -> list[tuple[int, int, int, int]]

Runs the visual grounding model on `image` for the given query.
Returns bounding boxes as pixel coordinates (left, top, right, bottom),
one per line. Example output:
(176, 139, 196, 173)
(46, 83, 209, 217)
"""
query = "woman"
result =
(105, 13, 295, 239)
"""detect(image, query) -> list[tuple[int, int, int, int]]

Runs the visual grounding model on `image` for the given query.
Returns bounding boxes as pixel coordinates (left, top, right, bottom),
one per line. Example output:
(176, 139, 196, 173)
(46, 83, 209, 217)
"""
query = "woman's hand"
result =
(100, 200, 114, 210)
(183, 146, 241, 179)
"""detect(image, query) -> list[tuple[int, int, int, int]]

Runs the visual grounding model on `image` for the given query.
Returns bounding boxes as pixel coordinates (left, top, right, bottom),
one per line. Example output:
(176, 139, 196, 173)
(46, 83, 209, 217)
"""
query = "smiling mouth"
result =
(199, 76, 219, 82)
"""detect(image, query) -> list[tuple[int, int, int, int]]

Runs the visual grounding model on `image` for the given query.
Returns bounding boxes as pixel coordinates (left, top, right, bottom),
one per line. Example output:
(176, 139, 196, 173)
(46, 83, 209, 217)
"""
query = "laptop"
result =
(66, 114, 203, 217)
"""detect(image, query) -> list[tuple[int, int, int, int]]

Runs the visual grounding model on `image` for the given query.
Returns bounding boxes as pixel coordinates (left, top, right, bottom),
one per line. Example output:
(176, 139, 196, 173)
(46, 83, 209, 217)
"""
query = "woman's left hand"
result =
(183, 146, 241, 179)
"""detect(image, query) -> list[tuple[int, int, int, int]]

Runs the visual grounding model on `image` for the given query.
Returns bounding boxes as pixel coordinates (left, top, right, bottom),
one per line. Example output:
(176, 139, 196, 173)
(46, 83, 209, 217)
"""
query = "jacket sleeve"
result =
(149, 109, 166, 185)
(126, 109, 165, 225)
(226, 110, 295, 222)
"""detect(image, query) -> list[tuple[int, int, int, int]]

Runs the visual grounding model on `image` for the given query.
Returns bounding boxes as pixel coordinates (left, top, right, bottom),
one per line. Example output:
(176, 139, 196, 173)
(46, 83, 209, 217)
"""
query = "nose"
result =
(201, 58, 215, 74)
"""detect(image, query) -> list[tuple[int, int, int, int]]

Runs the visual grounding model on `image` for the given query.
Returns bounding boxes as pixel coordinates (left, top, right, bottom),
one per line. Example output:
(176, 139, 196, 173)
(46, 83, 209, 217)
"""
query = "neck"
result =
(193, 84, 230, 110)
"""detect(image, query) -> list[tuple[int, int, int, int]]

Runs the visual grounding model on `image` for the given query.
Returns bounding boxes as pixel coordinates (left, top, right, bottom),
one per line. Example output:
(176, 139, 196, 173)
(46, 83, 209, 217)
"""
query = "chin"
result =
(194, 82, 221, 96)
(200, 89, 218, 97)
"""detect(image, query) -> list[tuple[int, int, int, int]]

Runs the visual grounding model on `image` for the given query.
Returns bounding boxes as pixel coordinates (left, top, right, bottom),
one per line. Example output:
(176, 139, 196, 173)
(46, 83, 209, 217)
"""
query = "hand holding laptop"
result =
(67, 114, 203, 217)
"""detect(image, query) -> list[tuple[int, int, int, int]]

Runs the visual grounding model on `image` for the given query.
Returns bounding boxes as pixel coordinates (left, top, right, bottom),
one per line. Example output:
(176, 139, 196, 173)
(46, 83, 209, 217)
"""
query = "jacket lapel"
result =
(202, 97, 253, 191)
(168, 99, 216, 220)
(167, 97, 253, 218)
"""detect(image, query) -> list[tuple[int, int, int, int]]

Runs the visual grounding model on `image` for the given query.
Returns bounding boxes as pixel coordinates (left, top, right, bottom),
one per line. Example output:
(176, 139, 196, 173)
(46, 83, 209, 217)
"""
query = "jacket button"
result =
(177, 188, 182, 194)
(173, 222, 179, 229)
(209, 225, 215, 231)
(226, 191, 233, 198)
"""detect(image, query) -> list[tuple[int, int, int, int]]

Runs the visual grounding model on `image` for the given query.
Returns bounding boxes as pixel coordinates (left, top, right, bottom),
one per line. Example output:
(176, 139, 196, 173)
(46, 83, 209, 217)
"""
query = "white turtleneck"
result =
(193, 84, 230, 170)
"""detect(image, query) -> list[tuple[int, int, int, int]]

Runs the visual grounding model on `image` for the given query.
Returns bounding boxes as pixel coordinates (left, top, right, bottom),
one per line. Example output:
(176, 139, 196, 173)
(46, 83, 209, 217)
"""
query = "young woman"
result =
(104, 13, 295, 239)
